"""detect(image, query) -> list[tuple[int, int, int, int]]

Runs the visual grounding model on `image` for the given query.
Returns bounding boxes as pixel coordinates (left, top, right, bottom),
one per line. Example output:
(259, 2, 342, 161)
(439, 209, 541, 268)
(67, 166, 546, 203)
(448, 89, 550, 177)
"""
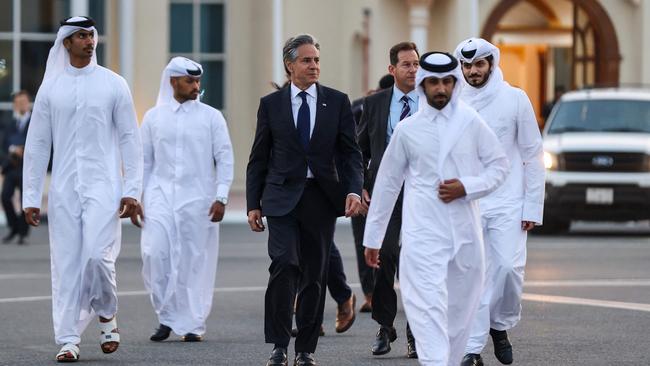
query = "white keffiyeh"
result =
(43, 16, 98, 82)
(454, 38, 507, 111)
(156, 57, 203, 107)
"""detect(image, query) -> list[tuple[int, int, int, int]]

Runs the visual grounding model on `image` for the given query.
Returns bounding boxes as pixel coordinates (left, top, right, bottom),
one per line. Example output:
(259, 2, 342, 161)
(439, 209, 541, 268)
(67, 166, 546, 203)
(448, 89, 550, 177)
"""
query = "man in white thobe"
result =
(22, 16, 143, 362)
(454, 38, 545, 366)
(363, 52, 509, 366)
(140, 57, 234, 342)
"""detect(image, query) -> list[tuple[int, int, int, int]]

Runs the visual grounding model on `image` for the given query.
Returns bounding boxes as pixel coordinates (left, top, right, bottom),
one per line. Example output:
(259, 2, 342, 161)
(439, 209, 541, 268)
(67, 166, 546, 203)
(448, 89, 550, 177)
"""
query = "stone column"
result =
(406, 0, 433, 51)
(642, 0, 650, 84)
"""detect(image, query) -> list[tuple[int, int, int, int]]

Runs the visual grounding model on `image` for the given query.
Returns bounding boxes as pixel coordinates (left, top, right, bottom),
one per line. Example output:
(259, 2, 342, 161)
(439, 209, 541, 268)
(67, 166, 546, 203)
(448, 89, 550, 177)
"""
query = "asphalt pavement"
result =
(1, 221, 649, 365)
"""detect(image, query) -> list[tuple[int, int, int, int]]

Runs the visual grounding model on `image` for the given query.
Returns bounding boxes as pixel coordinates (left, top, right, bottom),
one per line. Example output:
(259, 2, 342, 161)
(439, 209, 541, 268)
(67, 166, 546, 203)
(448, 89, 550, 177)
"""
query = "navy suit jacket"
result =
(356, 87, 392, 192)
(246, 83, 363, 217)
(3, 115, 30, 152)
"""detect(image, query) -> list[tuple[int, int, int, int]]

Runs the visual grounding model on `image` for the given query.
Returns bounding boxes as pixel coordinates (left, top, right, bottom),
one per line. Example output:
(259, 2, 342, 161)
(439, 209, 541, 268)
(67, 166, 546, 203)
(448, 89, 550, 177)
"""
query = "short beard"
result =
(467, 72, 490, 88)
(427, 95, 450, 110)
(174, 92, 199, 103)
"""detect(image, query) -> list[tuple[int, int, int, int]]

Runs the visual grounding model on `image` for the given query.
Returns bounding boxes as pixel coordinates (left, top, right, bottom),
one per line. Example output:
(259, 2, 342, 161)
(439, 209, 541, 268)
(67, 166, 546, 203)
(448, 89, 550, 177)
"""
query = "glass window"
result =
(200, 4, 224, 53)
(95, 43, 105, 66)
(20, 41, 51, 98)
(21, 0, 71, 33)
(548, 100, 650, 134)
(170, 1, 226, 110)
(0, 1, 12, 32)
(89, 0, 106, 35)
(201, 61, 224, 109)
(170, 4, 193, 53)
(0, 41, 13, 101)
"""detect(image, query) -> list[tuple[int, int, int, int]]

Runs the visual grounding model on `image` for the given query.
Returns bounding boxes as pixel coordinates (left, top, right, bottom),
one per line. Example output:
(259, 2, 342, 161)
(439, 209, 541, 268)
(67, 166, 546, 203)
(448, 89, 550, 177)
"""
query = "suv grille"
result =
(559, 152, 649, 172)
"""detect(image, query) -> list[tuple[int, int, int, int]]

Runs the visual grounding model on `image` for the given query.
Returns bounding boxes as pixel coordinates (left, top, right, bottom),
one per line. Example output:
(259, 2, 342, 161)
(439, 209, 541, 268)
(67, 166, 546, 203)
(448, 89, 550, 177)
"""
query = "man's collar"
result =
(65, 61, 95, 76)
(14, 111, 31, 120)
(291, 83, 317, 99)
(170, 97, 196, 112)
(421, 100, 454, 120)
(392, 85, 418, 102)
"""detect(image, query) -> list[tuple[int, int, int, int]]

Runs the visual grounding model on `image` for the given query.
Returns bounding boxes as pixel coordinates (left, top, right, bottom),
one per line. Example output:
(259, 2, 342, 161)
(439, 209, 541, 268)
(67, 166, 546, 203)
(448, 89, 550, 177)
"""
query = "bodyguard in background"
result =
(357, 41, 420, 358)
(2, 90, 31, 244)
(246, 34, 363, 366)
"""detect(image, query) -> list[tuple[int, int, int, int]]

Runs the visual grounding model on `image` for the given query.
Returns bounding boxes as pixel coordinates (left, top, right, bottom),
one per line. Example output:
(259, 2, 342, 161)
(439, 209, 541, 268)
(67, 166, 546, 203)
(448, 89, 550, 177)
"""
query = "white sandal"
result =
(99, 317, 120, 354)
(56, 343, 80, 362)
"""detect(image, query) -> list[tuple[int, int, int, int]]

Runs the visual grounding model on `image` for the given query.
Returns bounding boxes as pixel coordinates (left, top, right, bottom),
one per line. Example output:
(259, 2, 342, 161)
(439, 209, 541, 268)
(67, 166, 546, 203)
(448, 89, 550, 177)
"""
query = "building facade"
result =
(2, 0, 650, 192)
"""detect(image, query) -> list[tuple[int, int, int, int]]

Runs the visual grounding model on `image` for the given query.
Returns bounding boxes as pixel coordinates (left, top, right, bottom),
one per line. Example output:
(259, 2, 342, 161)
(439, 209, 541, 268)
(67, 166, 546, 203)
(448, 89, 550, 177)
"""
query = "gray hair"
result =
(282, 34, 320, 77)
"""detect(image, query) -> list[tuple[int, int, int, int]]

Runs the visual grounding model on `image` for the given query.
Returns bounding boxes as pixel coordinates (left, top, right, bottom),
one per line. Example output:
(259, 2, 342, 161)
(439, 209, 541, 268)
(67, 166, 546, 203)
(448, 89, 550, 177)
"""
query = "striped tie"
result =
(399, 95, 411, 121)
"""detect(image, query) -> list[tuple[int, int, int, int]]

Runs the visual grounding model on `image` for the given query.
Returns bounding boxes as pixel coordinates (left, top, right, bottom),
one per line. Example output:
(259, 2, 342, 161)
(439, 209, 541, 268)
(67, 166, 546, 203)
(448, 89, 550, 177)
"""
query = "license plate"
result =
(586, 188, 613, 205)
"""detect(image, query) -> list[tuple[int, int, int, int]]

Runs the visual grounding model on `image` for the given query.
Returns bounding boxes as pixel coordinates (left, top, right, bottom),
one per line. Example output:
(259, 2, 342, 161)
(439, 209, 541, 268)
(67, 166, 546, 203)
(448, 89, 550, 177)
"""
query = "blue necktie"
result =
(399, 95, 411, 121)
(297, 91, 310, 150)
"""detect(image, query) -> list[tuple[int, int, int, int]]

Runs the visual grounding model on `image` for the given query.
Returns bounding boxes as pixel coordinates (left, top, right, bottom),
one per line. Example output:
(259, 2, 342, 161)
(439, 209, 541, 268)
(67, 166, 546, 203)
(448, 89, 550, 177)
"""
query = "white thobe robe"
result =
(23, 63, 143, 345)
(364, 100, 509, 366)
(462, 77, 545, 354)
(140, 99, 234, 336)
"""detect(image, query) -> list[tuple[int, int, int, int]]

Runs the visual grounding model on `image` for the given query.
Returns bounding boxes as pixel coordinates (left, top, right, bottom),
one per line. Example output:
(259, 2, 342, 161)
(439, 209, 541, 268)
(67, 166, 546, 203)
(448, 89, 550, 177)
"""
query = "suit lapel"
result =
(378, 88, 392, 149)
(280, 86, 305, 151)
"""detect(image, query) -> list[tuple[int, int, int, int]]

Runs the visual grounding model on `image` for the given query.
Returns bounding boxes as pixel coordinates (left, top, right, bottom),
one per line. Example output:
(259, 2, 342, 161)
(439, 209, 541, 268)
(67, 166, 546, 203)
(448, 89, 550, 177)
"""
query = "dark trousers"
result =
(1, 167, 28, 236)
(327, 242, 352, 305)
(264, 181, 337, 353)
(351, 215, 375, 296)
(371, 196, 402, 327)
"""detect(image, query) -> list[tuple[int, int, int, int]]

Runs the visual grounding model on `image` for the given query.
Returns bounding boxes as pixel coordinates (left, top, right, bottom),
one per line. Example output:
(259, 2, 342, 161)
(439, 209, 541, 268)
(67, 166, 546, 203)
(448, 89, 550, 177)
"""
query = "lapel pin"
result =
(322, 103, 327, 107)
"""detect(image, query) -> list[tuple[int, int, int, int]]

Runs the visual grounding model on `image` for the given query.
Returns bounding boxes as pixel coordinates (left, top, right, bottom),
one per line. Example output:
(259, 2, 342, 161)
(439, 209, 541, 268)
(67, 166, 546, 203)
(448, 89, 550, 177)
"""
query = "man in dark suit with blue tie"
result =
(2, 90, 31, 244)
(246, 34, 363, 366)
(357, 42, 420, 359)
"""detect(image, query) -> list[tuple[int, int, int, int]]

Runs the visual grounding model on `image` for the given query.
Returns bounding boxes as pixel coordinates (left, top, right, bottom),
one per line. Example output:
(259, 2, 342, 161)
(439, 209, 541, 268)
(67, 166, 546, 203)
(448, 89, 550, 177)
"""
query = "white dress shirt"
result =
(290, 82, 317, 178)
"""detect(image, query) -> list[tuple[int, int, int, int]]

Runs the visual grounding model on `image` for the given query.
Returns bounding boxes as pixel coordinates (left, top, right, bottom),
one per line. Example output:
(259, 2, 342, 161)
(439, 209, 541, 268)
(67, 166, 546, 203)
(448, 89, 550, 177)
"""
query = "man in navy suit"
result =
(2, 90, 31, 244)
(246, 34, 363, 366)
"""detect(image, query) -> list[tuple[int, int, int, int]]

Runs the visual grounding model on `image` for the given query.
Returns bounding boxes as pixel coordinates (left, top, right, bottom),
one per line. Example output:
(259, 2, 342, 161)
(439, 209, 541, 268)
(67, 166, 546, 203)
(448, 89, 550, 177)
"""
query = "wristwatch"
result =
(216, 196, 228, 205)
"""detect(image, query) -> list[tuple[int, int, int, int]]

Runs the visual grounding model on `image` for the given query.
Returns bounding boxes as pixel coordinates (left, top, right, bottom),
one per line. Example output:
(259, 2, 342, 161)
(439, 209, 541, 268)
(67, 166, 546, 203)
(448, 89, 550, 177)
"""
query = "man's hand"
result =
(209, 201, 226, 222)
(359, 189, 371, 216)
(247, 209, 265, 232)
(522, 221, 536, 231)
(345, 194, 362, 217)
(119, 197, 144, 228)
(24, 207, 40, 226)
(438, 179, 467, 203)
(364, 248, 380, 269)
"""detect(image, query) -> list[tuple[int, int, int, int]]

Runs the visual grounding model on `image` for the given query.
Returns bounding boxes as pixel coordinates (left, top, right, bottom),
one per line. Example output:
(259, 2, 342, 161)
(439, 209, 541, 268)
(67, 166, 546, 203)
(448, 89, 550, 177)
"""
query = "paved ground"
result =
(1, 221, 649, 365)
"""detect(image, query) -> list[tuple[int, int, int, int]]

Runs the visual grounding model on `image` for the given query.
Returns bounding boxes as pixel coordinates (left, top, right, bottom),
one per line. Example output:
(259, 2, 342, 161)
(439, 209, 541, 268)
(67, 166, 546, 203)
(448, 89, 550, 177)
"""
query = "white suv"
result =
(542, 88, 650, 233)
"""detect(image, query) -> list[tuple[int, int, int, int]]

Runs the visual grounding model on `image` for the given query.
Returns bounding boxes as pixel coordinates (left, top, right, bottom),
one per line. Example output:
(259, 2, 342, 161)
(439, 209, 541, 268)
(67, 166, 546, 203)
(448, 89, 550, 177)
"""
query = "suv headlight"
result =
(544, 151, 558, 170)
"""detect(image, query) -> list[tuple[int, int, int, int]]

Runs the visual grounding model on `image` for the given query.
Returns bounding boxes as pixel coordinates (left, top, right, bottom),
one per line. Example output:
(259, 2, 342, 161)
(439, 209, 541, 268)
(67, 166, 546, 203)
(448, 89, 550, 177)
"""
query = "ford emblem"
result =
(592, 156, 614, 167)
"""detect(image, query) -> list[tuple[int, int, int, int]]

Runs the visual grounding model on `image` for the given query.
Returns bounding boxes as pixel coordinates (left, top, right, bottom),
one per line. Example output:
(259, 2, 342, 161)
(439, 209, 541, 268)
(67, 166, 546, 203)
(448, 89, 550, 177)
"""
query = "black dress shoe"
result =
(293, 352, 316, 366)
(182, 333, 203, 342)
(371, 325, 397, 356)
(267, 347, 288, 366)
(406, 339, 418, 359)
(406, 324, 417, 359)
(461, 353, 484, 366)
(149, 324, 171, 341)
(490, 328, 513, 364)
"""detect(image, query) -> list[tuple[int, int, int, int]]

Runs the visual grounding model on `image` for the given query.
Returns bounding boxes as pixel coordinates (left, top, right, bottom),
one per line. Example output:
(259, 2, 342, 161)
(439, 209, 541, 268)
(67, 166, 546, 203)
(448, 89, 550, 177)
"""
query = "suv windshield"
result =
(547, 99, 650, 134)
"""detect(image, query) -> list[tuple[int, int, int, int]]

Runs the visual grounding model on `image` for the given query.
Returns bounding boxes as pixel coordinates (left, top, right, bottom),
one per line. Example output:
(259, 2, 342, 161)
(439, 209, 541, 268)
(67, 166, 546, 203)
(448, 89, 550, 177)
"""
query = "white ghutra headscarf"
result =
(454, 38, 507, 111)
(414, 51, 465, 113)
(156, 57, 203, 107)
(43, 16, 98, 82)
